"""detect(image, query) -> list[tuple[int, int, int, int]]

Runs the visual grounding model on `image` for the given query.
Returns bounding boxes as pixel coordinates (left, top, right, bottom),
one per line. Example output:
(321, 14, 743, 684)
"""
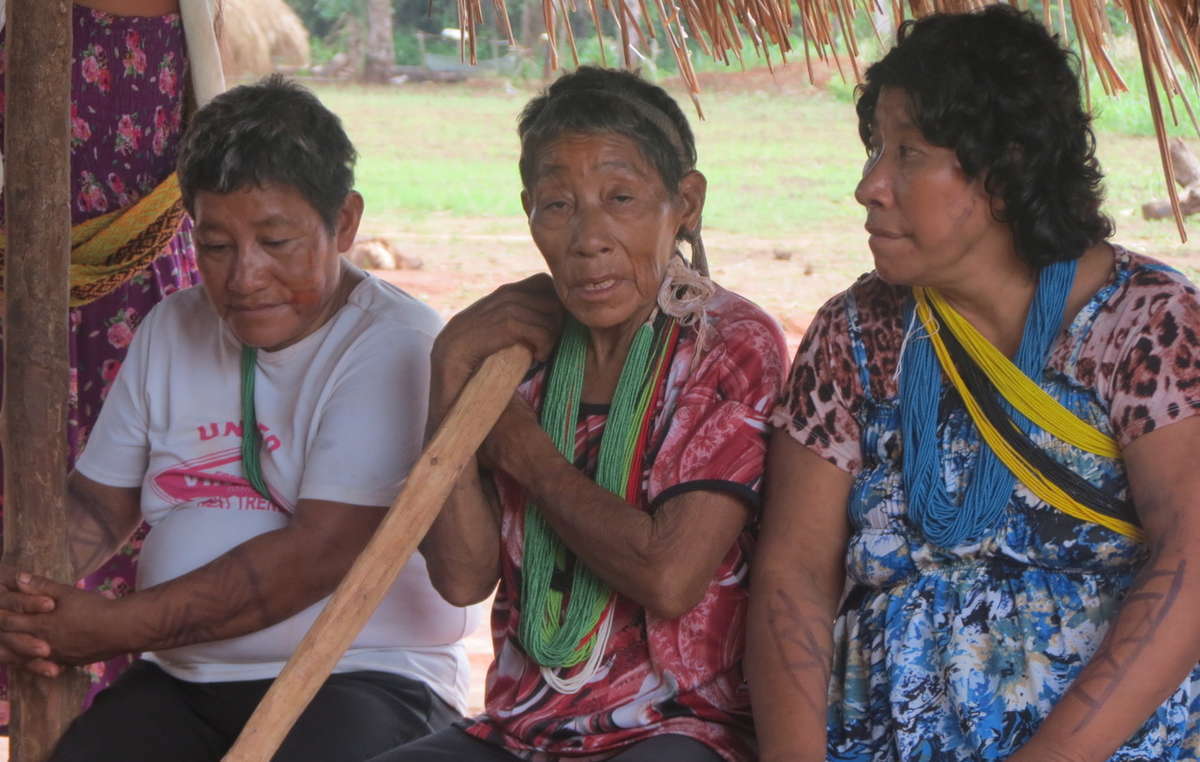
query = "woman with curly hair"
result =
(748, 6, 1200, 761)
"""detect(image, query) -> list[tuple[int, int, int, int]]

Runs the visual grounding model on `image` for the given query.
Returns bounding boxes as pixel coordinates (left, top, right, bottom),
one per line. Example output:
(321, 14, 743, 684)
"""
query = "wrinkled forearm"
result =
(419, 456, 501, 606)
(519, 449, 660, 584)
(499, 423, 725, 619)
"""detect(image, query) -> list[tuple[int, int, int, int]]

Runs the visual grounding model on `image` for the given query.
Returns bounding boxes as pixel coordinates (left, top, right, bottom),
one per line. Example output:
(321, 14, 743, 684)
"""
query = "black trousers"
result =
(368, 727, 726, 762)
(50, 659, 460, 762)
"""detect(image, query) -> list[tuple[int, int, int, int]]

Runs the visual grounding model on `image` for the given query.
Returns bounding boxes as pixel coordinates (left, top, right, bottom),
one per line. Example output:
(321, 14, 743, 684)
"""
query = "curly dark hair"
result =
(177, 74, 357, 232)
(855, 5, 1113, 267)
(517, 67, 697, 196)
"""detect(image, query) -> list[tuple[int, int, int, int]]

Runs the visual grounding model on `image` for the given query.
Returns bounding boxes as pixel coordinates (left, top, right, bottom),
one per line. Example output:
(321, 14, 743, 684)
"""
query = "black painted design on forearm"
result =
(140, 545, 271, 652)
(1067, 558, 1187, 733)
(767, 586, 834, 714)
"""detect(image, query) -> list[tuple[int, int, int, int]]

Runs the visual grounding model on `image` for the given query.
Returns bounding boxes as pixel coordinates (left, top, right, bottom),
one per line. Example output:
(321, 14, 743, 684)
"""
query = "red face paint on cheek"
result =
(291, 289, 321, 307)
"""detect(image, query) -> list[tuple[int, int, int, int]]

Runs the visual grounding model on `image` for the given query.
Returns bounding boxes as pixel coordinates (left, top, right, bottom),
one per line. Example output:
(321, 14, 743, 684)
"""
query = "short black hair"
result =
(517, 67, 697, 196)
(856, 5, 1113, 267)
(177, 74, 356, 231)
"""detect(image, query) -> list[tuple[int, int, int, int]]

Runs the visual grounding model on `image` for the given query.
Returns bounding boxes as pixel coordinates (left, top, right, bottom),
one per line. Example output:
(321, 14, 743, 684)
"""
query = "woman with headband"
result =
(372, 67, 787, 762)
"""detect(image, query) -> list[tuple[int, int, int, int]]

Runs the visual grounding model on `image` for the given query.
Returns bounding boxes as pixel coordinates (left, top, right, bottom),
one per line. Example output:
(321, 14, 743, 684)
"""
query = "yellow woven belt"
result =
(0, 172, 185, 307)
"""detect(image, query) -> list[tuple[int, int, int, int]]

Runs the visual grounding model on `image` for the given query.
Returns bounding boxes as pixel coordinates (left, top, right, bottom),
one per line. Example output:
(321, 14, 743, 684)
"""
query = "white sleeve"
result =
(74, 306, 154, 488)
(298, 325, 435, 508)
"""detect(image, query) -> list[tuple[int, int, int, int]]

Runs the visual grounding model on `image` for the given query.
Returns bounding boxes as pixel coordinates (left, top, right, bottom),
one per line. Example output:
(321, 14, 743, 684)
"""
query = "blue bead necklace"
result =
(900, 258, 1077, 547)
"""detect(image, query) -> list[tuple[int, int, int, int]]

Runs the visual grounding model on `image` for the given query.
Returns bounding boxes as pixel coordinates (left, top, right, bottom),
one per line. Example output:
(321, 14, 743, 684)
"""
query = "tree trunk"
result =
(519, 0, 538, 50)
(4, 0, 90, 759)
(364, 0, 395, 83)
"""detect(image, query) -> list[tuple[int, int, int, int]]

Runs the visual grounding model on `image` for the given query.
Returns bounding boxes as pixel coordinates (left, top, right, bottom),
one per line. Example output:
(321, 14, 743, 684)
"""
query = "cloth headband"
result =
(608, 91, 692, 172)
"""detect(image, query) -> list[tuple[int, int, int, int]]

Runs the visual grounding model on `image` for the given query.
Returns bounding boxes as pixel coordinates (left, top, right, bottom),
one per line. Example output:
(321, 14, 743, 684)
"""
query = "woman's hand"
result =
(0, 473, 142, 677)
(429, 274, 563, 432)
(478, 393, 544, 475)
(0, 568, 71, 677)
(0, 574, 123, 666)
(420, 275, 561, 606)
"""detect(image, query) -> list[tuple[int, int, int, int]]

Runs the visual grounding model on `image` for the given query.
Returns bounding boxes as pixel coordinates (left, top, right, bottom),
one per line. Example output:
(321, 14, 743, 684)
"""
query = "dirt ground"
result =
(364, 215, 860, 357)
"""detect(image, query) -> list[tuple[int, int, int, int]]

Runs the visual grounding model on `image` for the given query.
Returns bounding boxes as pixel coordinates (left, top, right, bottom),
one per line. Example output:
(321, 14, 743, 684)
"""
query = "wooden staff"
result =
(223, 344, 531, 762)
(4, 1, 90, 760)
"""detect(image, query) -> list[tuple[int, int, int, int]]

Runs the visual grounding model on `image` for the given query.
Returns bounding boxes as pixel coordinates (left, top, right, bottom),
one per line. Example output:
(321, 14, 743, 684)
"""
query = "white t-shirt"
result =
(76, 272, 480, 713)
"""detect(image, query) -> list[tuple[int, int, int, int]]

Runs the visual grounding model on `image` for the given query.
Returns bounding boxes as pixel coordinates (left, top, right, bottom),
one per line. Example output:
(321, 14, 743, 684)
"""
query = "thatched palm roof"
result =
(218, 0, 311, 80)
(460, 0, 1199, 235)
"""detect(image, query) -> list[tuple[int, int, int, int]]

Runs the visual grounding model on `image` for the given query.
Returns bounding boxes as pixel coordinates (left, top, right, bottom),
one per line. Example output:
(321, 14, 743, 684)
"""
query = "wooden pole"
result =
(3, 1, 90, 760)
(223, 344, 531, 762)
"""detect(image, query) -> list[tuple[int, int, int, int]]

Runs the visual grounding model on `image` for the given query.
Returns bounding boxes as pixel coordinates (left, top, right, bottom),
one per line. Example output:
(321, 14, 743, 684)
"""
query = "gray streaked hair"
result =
(177, 74, 356, 231)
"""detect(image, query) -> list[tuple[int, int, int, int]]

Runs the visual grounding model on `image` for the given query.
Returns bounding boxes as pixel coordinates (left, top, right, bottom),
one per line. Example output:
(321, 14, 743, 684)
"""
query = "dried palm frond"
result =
(457, 0, 1200, 237)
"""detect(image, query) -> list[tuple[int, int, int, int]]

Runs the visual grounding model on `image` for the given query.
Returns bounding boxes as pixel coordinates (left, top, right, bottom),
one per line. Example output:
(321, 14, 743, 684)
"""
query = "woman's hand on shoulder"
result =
(429, 274, 563, 426)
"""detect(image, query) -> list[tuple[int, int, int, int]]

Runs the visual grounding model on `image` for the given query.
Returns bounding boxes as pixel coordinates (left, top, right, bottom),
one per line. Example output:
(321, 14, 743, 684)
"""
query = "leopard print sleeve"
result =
(770, 289, 866, 473)
(1086, 256, 1200, 448)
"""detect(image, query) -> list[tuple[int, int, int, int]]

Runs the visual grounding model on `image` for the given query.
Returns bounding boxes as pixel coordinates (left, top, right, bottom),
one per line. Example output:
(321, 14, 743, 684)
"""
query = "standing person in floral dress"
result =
(0, 0, 223, 721)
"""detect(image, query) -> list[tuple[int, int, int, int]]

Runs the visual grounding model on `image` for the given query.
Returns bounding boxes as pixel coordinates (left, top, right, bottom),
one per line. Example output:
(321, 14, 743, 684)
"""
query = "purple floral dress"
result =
(0, 5, 200, 720)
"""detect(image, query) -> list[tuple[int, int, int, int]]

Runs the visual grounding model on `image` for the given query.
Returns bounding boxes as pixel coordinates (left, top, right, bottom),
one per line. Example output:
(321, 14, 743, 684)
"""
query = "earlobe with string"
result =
(657, 251, 715, 365)
(679, 224, 709, 277)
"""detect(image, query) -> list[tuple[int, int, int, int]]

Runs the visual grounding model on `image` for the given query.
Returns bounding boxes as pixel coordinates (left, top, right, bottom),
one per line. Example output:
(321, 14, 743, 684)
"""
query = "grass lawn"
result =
(312, 72, 1198, 336)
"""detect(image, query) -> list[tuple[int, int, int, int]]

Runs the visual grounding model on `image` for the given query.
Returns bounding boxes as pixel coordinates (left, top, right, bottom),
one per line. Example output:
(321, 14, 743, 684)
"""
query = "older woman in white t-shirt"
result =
(0, 76, 479, 762)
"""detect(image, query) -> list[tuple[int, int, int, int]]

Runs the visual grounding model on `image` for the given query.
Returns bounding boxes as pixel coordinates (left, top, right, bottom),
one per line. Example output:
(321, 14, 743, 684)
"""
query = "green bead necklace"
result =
(520, 311, 676, 685)
(240, 345, 272, 501)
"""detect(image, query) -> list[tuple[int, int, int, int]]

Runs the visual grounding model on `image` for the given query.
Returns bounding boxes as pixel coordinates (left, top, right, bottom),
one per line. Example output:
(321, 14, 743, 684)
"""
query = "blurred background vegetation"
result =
(271, 0, 1194, 140)
(225, 0, 1197, 332)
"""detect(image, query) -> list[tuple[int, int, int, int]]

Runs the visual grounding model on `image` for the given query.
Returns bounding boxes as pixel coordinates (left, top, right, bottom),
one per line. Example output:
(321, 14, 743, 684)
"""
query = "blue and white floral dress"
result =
(773, 249, 1200, 760)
